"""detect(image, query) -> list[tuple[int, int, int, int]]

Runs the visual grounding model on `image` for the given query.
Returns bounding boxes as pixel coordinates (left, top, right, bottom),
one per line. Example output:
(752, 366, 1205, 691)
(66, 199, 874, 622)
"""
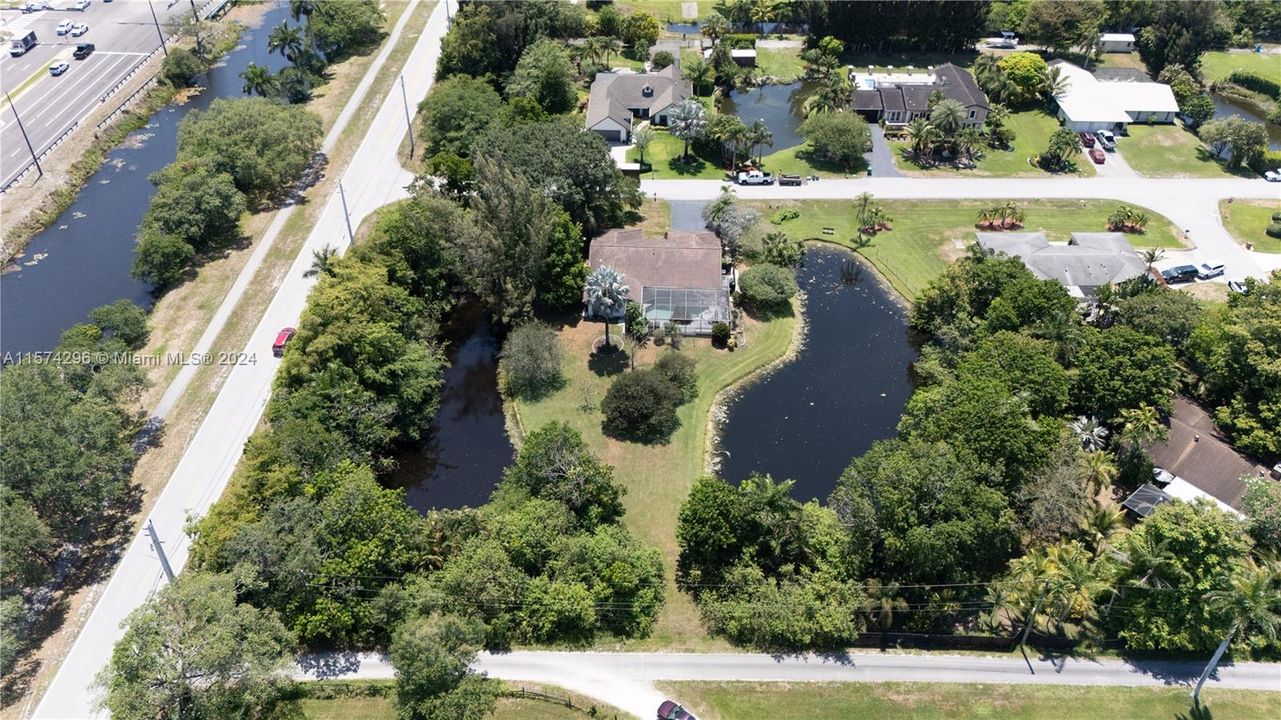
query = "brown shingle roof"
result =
(1145, 396, 1270, 509)
(588, 229, 723, 298)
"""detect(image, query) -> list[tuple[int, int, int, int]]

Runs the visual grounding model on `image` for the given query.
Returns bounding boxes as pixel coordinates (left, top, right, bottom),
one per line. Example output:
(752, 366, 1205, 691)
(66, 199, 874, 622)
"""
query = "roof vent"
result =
(642, 85, 653, 97)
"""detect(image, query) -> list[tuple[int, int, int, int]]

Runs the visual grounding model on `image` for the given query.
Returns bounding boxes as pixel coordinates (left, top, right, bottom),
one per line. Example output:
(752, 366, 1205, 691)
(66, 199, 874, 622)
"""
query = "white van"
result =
(9, 31, 37, 57)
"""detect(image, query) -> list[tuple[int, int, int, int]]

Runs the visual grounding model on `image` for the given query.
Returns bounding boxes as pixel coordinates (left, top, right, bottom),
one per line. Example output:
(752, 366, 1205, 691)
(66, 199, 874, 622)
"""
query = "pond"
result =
(0, 7, 290, 356)
(717, 245, 919, 501)
(388, 304, 514, 513)
(1212, 95, 1281, 151)
(718, 81, 820, 156)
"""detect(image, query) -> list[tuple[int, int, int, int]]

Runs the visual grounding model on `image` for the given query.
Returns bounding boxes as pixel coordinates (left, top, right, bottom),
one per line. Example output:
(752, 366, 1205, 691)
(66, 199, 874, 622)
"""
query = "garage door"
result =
(594, 129, 621, 142)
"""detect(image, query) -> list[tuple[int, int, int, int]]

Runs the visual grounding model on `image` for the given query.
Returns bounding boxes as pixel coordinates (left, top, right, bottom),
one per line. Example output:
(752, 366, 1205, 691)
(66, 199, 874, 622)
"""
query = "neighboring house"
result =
(1099, 32, 1136, 52)
(587, 228, 731, 335)
(1050, 60, 1178, 132)
(1144, 395, 1269, 512)
(702, 45, 757, 67)
(975, 231, 1148, 298)
(851, 63, 988, 128)
(585, 64, 692, 143)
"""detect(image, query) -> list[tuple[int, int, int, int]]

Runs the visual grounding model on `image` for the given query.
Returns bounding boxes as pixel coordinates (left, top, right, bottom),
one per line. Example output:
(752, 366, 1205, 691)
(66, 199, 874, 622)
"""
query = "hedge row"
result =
(1228, 70, 1281, 100)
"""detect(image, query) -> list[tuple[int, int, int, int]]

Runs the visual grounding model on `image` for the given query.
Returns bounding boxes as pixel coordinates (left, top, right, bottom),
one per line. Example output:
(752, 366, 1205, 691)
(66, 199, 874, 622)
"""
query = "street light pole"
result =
(4, 91, 41, 179)
(145, 520, 176, 584)
(147, 0, 169, 58)
(338, 180, 354, 244)
(399, 75, 415, 160)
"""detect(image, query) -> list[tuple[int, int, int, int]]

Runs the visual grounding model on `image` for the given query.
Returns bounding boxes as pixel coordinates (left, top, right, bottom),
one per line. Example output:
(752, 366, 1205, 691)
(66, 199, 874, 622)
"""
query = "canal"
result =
(717, 245, 918, 501)
(0, 5, 289, 356)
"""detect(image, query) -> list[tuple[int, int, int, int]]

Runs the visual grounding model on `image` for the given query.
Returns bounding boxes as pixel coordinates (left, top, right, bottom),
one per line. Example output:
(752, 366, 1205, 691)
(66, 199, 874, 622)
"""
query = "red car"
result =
(658, 701, 697, 720)
(1079, 132, 1095, 148)
(1089, 147, 1106, 164)
(272, 327, 296, 357)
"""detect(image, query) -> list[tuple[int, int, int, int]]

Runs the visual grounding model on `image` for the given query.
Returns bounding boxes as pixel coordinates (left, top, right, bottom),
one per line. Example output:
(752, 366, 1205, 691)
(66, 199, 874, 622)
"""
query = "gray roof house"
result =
(585, 64, 692, 144)
(850, 63, 989, 127)
(975, 231, 1148, 297)
(587, 229, 731, 334)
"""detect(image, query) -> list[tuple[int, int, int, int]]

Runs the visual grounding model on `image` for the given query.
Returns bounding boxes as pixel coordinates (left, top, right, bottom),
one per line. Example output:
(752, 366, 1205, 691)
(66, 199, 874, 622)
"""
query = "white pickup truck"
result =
(736, 170, 774, 185)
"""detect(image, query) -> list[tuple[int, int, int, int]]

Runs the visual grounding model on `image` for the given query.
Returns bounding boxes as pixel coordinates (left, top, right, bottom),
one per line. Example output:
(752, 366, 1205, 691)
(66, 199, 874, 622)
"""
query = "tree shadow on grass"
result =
(789, 145, 866, 175)
(587, 343, 630, 377)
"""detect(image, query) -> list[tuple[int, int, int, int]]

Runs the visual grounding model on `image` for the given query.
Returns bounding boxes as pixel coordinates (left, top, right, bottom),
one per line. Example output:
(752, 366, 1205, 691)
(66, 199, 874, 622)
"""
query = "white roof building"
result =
(1050, 60, 1178, 132)
(1099, 33, 1137, 52)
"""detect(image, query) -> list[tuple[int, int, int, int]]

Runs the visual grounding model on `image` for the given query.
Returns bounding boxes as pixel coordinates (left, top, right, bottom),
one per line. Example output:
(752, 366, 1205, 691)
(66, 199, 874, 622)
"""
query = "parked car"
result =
(1227, 280, 1247, 294)
(72, 0, 90, 9)
(1095, 130, 1116, 151)
(1264, 169, 1281, 182)
(69, 23, 88, 37)
(272, 327, 296, 357)
(73, 42, 94, 59)
(1089, 147, 1106, 164)
(1079, 132, 1095, 148)
(1161, 265, 1198, 284)
(48, 61, 70, 76)
(1196, 261, 1225, 280)
(658, 701, 697, 720)
(56, 20, 72, 35)
(736, 170, 774, 185)
(778, 173, 803, 186)
(20, 2, 43, 12)
(9, 31, 37, 57)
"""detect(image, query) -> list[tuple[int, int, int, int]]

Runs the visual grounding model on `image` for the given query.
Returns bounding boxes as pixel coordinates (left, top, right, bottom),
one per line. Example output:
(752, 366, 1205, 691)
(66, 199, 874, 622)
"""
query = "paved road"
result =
(1, 0, 193, 187)
(29, 1, 446, 716)
(643, 176, 1281, 282)
(291, 650, 1281, 719)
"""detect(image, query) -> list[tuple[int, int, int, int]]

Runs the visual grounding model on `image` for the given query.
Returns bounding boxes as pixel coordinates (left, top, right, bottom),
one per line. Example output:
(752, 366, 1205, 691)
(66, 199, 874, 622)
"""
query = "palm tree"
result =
(668, 98, 708, 160)
(1044, 128, 1083, 170)
(929, 98, 967, 137)
(240, 63, 279, 97)
(905, 118, 941, 164)
(683, 58, 715, 96)
(1118, 404, 1165, 446)
(585, 265, 630, 349)
(700, 13, 730, 45)
(582, 36, 605, 66)
(746, 119, 772, 164)
(1193, 559, 1281, 702)
(953, 126, 985, 165)
(1080, 503, 1126, 553)
(1070, 415, 1109, 452)
(1123, 536, 1188, 591)
(862, 580, 908, 645)
(1082, 451, 1118, 496)
(1141, 247, 1165, 272)
(268, 22, 305, 65)
(750, 0, 775, 35)
(973, 53, 999, 86)
(601, 37, 623, 68)
(802, 72, 852, 116)
(303, 245, 337, 278)
(633, 125, 654, 165)
(1045, 64, 1070, 99)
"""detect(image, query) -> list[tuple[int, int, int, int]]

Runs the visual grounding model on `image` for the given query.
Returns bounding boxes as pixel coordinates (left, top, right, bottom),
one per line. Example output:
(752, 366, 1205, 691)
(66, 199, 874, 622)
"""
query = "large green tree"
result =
(390, 613, 498, 720)
(145, 158, 246, 251)
(1019, 0, 1106, 56)
(500, 422, 624, 529)
(418, 75, 505, 158)
(798, 111, 871, 171)
(1138, 0, 1232, 76)
(506, 39, 577, 115)
(1072, 326, 1179, 422)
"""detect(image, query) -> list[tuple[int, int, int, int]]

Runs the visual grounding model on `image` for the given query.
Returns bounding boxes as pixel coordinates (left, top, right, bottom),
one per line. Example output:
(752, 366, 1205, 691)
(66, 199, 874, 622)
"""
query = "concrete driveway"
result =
(866, 125, 903, 178)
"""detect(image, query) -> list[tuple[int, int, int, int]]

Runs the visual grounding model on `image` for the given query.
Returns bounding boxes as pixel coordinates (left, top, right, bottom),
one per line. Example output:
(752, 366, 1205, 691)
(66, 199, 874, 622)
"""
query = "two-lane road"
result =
(1, 0, 191, 186)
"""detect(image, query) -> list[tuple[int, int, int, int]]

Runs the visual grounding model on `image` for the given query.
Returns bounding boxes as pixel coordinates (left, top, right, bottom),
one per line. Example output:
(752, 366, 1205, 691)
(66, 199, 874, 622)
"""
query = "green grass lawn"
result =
(755, 141, 864, 177)
(1220, 199, 1281, 253)
(888, 109, 1097, 177)
(1121, 124, 1241, 178)
(756, 47, 805, 81)
(745, 199, 1184, 300)
(617, 0, 715, 24)
(512, 297, 795, 649)
(1198, 49, 1281, 83)
(660, 681, 1281, 720)
(631, 129, 856, 179)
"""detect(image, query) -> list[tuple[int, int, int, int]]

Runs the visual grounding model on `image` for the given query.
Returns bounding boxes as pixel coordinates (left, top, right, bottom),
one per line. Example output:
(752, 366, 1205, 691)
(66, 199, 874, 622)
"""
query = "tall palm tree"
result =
(1081, 451, 1118, 496)
(973, 53, 999, 86)
(750, 0, 776, 35)
(601, 37, 623, 68)
(1045, 64, 1070, 99)
(633, 125, 654, 165)
(240, 63, 279, 98)
(802, 72, 852, 116)
(303, 245, 337, 278)
(1193, 559, 1281, 702)
(862, 579, 908, 644)
(582, 36, 605, 66)
(1141, 247, 1165, 272)
(668, 98, 708, 159)
(953, 126, 985, 165)
(905, 119, 942, 164)
(929, 98, 967, 137)
(585, 265, 630, 348)
(1080, 503, 1126, 553)
(1123, 536, 1188, 590)
(268, 22, 305, 65)
(1070, 416, 1110, 451)
(1118, 404, 1165, 446)
(700, 13, 730, 45)
(746, 119, 772, 164)
(683, 58, 715, 96)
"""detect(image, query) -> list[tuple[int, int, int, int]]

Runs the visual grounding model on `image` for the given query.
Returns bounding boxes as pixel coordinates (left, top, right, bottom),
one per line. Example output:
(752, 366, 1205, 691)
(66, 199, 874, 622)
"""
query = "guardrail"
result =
(97, 73, 159, 131)
(1, 121, 78, 193)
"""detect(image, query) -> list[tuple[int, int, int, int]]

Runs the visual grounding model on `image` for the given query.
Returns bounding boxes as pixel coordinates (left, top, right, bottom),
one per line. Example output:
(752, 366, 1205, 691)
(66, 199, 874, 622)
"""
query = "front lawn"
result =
(888, 109, 1097, 177)
(660, 681, 1281, 720)
(510, 308, 795, 649)
(755, 141, 864, 177)
(631, 129, 857, 179)
(1120, 124, 1240, 178)
(745, 199, 1185, 300)
(756, 47, 805, 81)
(1199, 49, 1281, 83)
(1220, 199, 1281, 253)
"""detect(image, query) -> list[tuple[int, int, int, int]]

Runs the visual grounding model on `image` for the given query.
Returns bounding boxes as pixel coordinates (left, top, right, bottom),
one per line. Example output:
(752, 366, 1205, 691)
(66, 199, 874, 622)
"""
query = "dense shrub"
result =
(654, 352, 698, 403)
(769, 209, 800, 225)
(737, 263, 798, 316)
(651, 50, 675, 70)
(600, 369, 681, 443)
(161, 47, 207, 88)
(1268, 223, 1281, 239)
(1227, 70, 1281, 99)
(710, 321, 731, 347)
(499, 322, 563, 400)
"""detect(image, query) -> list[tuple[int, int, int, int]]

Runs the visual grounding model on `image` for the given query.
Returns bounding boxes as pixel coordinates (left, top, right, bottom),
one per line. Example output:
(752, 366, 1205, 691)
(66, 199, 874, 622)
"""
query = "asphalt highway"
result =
(1, 0, 191, 187)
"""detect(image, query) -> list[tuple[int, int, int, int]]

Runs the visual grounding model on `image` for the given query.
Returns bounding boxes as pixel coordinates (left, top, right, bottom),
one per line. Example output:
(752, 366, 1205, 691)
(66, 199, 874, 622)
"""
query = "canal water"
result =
(0, 5, 289, 356)
(388, 304, 514, 512)
(717, 245, 918, 501)
(1212, 95, 1281, 151)
(718, 81, 820, 155)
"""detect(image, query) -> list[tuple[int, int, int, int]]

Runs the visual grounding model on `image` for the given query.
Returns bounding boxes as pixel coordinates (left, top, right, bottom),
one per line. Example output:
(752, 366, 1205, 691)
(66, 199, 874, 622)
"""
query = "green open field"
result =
(1121, 124, 1241, 178)
(295, 683, 626, 719)
(660, 681, 1281, 720)
(889, 109, 1096, 177)
(745, 199, 1184, 300)
(1199, 49, 1281, 83)
(1220, 199, 1281, 253)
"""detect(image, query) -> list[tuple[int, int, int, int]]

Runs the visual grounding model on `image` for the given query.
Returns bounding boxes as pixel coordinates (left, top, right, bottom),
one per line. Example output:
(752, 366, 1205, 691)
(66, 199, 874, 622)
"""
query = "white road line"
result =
(43, 56, 131, 127)
(31, 54, 132, 123)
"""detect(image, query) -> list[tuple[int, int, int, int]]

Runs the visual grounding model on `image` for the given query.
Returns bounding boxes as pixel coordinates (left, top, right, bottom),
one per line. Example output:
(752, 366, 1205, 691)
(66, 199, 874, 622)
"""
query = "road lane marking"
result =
(29, 52, 130, 122)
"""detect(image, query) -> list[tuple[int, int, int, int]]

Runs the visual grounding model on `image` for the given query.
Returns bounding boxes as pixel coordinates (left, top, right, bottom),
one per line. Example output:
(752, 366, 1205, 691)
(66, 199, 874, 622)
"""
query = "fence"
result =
(502, 687, 622, 719)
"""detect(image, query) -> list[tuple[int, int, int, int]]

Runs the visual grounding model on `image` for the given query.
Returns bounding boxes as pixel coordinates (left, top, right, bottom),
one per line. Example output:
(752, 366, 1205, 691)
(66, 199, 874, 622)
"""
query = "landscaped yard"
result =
(744, 199, 1185, 299)
(629, 129, 855, 179)
(659, 681, 1281, 720)
(1120, 124, 1239, 178)
(511, 305, 795, 649)
(888, 109, 1097, 177)
(1220, 199, 1281, 253)
(756, 46, 805, 81)
(1199, 48, 1281, 83)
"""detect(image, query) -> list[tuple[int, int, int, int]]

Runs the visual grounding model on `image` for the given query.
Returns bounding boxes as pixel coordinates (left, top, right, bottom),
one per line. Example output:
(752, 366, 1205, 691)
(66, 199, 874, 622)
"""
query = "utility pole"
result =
(145, 520, 176, 584)
(1017, 581, 1048, 663)
(399, 75, 415, 160)
(338, 180, 354, 244)
(4, 91, 41, 179)
(147, 0, 169, 58)
(188, 0, 204, 55)
(1191, 624, 1237, 704)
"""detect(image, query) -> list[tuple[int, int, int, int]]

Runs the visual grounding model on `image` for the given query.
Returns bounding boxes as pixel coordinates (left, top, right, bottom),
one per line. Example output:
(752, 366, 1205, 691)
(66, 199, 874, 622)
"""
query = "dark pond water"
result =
(667, 22, 701, 35)
(1212, 95, 1281, 151)
(0, 6, 290, 356)
(718, 81, 820, 154)
(717, 246, 918, 501)
(388, 305, 514, 512)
